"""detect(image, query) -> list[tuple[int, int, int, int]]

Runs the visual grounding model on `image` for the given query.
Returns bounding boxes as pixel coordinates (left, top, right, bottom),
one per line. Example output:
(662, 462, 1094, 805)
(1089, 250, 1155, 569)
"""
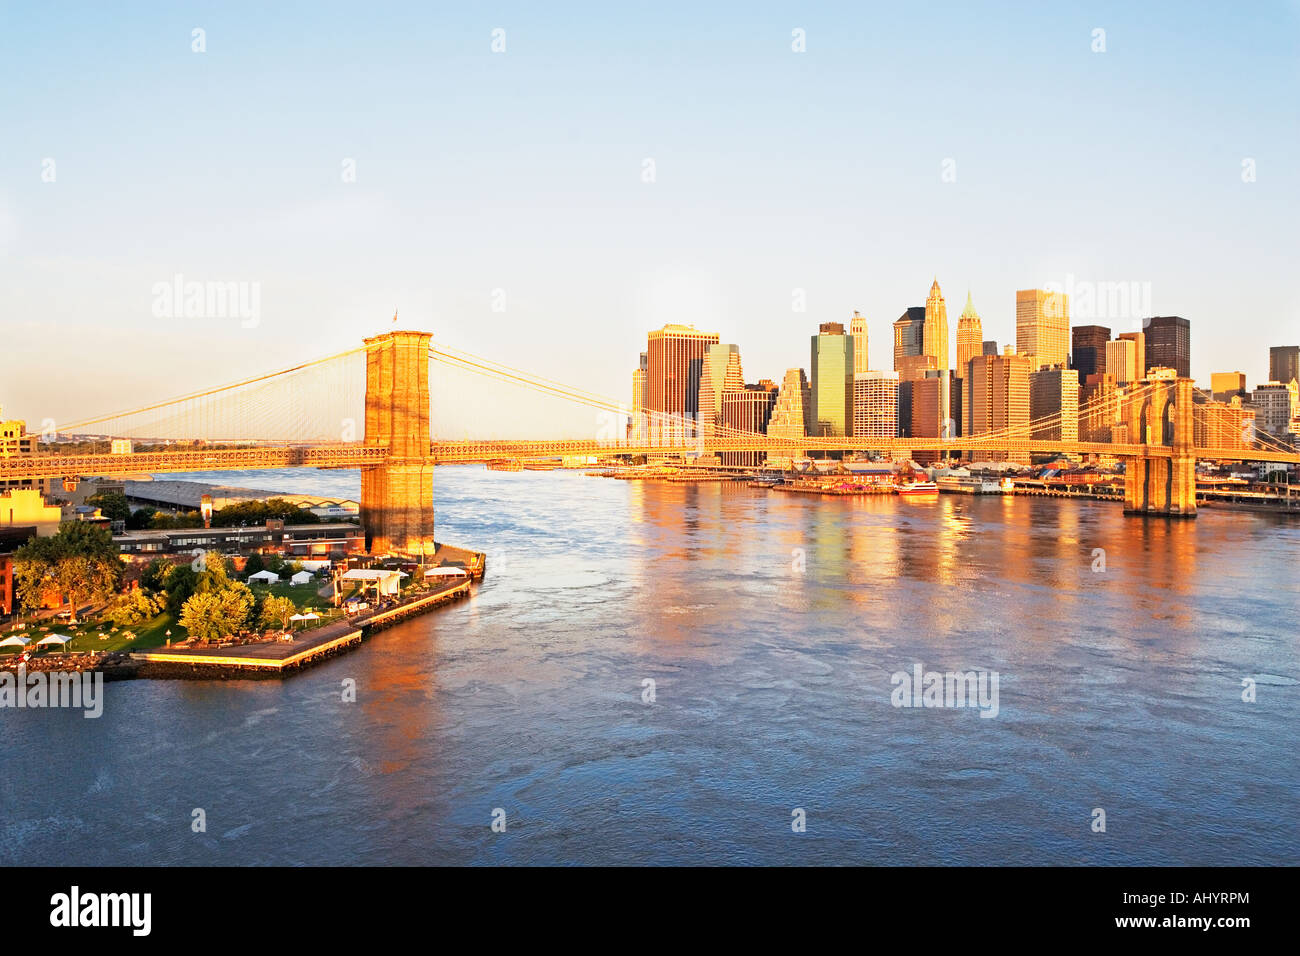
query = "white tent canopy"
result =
(248, 570, 280, 583)
(425, 566, 469, 578)
(0, 636, 32, 647)
(341, 569, 401, 596)
(37, 634, 71, 646)
(288, 612, 321, 621)
(290, 570, 314, 585)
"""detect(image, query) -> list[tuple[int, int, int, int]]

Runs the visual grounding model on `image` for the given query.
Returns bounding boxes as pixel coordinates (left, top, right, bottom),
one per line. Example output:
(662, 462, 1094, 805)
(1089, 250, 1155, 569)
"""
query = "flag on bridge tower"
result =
(392, 308, 398, 324)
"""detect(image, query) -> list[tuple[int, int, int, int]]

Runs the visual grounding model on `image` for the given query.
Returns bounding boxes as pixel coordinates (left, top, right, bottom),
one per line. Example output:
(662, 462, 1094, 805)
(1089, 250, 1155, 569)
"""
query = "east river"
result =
(2, 467, 1296, 865)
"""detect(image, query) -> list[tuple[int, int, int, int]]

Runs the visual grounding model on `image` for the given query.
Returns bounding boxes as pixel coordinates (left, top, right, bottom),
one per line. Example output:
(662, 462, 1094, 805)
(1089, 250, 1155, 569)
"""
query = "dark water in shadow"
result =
(2, 467, 1296, 864)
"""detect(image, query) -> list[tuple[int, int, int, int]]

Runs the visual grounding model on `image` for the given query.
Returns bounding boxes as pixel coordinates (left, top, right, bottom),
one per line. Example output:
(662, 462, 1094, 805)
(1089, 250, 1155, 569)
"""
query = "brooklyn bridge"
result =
(2, 330, 1297, 556)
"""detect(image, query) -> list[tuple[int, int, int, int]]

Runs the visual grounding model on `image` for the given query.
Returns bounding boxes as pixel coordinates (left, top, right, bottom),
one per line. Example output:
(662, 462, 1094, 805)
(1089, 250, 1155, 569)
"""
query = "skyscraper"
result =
(630, 352, 647, 439)
(1079, 373, 1119, 444)
(1106, 338, 1138, 385)
(1210, 371, 1247, 404)
(1071, 325, 1110, 380)
(893, 307, 925, 369)
(907, 371, 957, 465)
(721, 384, 779, 466)
(1251, 382, 1298, 438)
(852, 371, 899, 443)
(767, 368, 812, 457)
(646, 324, 719, 418)
(955, 291, 983, 380)
(1143, 316, 1190, 378)
(1269, 345, 1299, 386)
(982, 340, 999, 357)
(685, 358, 703, 422)
(850, 311, 869, 376)
(1015, 289, 1070, 370)
(1029, 365, 1080, 444)
(696, 344, 743, 437)
(1118, 331, 1146, 381)
(810, 322, 854, 438)
(923, 279, 950, 374)
(965, 349, 1031, 464)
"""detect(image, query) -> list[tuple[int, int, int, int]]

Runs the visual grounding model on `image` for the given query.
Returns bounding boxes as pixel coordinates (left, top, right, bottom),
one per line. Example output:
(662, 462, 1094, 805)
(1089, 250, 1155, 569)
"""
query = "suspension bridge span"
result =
(2, 330, 1298, 553)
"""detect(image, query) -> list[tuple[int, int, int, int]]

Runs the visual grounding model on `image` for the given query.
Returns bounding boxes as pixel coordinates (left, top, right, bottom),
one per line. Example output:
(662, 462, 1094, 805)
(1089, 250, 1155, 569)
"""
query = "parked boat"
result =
(896, 480, 939, 496)
(936, 475, 1001, 495)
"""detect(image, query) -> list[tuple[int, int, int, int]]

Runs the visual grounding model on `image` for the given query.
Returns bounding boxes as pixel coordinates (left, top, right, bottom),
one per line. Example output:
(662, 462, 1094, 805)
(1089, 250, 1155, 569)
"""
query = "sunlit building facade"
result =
(1106, 338, 1139, 386)
(850, 311, 869, 376)
(696, 344, 744, 438)
(955, 292, 983, 380)
(646, 324, 719, 418)
(1016, 289, 1070, 370)
(810, 322, 854, 438)
(965, 349, 1031, 463)
(767, 368, 811, 459)
(1029, 365, 1080, 444)
(852, 371, 899, 444)
(721, 384, 779, 466)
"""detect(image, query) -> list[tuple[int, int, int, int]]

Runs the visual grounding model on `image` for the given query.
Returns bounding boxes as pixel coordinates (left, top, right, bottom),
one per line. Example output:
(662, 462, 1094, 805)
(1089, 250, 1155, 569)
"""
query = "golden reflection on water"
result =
(617, 481, 1208, 648)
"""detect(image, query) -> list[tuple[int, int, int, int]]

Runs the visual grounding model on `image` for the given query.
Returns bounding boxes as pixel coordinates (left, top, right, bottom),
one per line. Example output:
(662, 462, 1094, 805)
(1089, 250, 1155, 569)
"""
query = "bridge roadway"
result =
(2, 438, 1297, 482)
(0, 445, 389, 480)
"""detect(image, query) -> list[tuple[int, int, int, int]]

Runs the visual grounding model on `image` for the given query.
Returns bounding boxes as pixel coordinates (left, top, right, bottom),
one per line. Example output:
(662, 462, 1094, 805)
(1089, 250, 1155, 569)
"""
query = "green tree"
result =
(211, 498, 320, 527)
(87, 490, 131, 523)
(13, 522, 123, 622)
(150, 511, 203, 530)
(259, 595, 297, 631)
(126, 507, 157, 530)
(105, 589, 164, 627)
(178, 582, 254, 642)
(163, 564, 199, 616)
(140, 557, 172, 593)
(242, 552, 266, 578)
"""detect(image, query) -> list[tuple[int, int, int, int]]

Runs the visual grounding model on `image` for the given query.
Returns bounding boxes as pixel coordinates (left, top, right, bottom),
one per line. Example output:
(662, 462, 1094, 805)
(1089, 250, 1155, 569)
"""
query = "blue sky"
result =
(1, 1, 1297, 436)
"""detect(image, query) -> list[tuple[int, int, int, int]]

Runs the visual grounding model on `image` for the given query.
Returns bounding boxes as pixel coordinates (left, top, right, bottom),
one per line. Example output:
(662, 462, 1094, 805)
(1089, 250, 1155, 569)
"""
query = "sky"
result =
(1, 1, 1297, 438)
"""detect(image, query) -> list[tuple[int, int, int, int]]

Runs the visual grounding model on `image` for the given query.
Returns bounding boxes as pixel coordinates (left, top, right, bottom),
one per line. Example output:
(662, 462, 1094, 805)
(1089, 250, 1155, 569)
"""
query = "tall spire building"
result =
(955, 291, 983, 379)
(923, 279, 950, 373)
(850, 311, 869, 376)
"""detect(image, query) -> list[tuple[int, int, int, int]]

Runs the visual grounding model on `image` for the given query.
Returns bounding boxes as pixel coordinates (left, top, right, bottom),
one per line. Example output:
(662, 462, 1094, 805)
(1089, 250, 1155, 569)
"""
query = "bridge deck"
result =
(2, 438, 1296, 482)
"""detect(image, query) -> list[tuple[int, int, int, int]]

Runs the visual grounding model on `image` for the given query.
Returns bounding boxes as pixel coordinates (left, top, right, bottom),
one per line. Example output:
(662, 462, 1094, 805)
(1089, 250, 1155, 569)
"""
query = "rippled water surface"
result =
(2, 467, 1296, 865)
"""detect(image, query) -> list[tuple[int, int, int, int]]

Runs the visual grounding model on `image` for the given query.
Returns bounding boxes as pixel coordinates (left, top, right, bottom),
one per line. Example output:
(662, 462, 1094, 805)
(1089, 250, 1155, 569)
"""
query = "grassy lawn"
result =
(0, 580, 351, 658)
(0, 610, 181, 656)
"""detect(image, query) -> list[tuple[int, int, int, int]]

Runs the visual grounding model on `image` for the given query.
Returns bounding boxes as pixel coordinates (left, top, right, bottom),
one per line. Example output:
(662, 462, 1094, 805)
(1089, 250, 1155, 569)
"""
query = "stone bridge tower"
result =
(1122, 376, 1196, 517)
(360, 330, 437, 556)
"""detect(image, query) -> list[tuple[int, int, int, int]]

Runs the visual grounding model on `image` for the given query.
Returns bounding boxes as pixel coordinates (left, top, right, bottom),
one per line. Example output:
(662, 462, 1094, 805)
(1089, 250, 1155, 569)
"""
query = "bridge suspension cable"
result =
(54, 344, 373, 443)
